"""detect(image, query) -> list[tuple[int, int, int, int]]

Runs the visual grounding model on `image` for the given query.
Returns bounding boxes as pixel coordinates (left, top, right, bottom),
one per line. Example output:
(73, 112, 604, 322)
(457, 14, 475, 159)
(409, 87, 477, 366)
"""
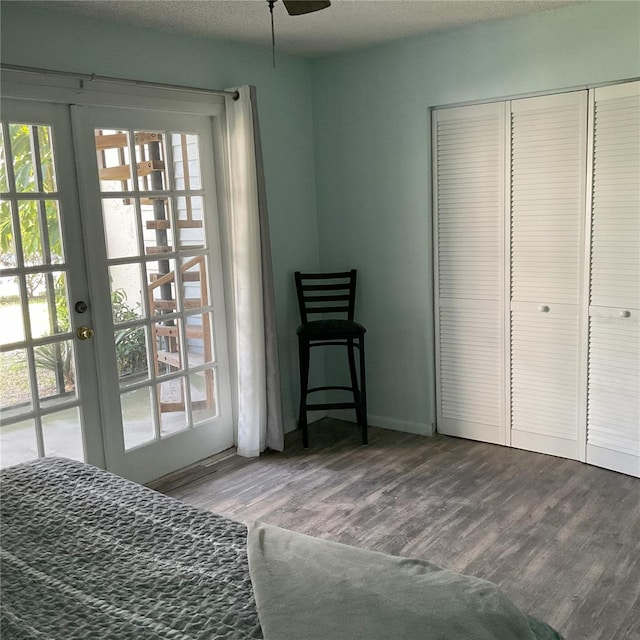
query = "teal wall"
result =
(0, 1, 321, 432)
(310, 1, 640, 435)
(2, 1, 638, 439)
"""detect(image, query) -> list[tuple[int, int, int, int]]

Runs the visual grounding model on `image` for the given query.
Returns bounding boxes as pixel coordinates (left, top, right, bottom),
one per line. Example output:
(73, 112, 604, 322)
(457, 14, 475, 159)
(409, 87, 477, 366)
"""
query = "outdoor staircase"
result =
(95, 129, 214, 414)
(148, 256, 214, 413)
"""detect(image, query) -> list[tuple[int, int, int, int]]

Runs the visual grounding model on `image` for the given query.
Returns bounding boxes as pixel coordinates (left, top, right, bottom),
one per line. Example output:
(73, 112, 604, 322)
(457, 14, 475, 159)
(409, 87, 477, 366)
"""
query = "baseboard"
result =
(326, 409, 433, 436)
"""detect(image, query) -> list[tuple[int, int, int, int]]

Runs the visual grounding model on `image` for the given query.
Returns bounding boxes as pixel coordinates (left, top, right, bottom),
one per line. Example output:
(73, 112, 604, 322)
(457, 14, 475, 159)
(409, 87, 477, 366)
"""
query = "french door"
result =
(1, 96, 233, 484)
(0, 99, 105, 470)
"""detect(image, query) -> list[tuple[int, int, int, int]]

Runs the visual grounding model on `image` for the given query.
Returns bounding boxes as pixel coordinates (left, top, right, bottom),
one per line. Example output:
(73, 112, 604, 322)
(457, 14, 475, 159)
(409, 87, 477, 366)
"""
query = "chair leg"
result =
(298, 337, 310, 448)
(359, 336, 368, 445)
(347, 339, 363, 427)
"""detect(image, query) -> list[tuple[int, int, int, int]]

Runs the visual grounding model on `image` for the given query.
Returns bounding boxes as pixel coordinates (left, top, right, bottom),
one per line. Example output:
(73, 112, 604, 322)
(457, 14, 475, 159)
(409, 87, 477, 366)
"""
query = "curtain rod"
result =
(0, 64, 240, 101)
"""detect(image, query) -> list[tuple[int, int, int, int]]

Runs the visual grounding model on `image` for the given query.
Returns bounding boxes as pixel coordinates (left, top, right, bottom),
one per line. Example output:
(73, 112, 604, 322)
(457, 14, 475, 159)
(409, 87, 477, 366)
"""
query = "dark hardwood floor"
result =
(159, 418, 640, 640)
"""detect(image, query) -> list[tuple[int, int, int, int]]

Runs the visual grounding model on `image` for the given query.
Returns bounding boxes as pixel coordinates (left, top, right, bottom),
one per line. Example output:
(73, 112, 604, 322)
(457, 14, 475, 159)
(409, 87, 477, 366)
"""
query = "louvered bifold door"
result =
(433, 102, 507, 445)
(509, 92, 588, 459)
(586, 81, 640, 477)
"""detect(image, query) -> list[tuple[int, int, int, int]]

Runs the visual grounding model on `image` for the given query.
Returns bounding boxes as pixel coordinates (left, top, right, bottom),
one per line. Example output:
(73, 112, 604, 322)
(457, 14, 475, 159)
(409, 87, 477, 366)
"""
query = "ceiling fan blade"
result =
(283, 1, 331, 16)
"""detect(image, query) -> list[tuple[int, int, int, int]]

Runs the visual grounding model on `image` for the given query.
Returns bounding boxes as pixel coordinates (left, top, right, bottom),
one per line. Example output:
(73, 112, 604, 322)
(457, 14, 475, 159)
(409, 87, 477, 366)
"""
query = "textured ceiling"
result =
(26, 0, 582, 57)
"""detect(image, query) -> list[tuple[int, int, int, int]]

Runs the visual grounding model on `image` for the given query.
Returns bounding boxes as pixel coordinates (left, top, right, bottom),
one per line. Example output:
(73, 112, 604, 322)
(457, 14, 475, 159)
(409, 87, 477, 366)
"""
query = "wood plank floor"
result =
(159, 419, 640, 640)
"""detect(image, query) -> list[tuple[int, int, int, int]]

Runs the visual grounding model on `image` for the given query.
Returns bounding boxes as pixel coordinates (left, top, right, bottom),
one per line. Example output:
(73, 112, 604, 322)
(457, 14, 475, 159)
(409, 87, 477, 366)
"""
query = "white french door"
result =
(72, 105, 233, 484)
(1, 90, 234, 484)
(0, 99, 104, 469)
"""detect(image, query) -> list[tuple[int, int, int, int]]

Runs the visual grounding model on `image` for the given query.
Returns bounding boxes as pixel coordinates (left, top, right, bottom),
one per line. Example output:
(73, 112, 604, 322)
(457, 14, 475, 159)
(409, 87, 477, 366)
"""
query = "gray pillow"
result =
(248, 522, 563, 640)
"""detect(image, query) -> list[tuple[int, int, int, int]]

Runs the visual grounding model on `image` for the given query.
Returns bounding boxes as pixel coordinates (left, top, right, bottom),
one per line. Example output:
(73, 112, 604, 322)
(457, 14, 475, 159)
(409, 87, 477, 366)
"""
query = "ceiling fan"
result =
(266, 0, 332, 66)
(279, 1, 331, 15)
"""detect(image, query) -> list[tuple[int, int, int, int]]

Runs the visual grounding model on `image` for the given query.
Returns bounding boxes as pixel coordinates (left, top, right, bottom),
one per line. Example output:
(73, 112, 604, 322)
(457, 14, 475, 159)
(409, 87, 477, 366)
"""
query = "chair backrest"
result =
(294, 270, 357, 324)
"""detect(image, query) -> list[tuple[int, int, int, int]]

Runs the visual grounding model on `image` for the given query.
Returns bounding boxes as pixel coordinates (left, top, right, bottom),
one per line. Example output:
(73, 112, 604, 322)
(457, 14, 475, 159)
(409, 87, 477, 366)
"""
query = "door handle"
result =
(76, 326, 95, 340)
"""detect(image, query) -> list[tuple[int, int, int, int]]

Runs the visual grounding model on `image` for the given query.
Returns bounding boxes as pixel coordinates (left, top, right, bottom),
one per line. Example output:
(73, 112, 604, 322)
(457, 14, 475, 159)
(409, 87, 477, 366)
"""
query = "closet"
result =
(586, 83, 640, 476)
(509, 91, 587, 460)
(432, 80, 639, 477)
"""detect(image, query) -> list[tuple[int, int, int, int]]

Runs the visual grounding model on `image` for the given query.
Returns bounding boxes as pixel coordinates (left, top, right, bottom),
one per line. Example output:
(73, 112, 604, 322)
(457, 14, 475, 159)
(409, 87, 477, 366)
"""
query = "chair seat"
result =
(297, 319, 366, 340)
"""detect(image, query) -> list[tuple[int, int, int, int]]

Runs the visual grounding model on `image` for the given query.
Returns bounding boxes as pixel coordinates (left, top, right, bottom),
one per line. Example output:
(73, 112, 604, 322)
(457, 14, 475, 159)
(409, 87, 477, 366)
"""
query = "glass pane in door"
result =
(93, 126, 220, 451)
(0, 119, 85, 466)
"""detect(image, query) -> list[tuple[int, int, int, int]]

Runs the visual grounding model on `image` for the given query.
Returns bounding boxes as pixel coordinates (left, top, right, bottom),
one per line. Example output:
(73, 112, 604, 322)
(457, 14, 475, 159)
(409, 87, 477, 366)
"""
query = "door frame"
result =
(1, 67, 239, 483)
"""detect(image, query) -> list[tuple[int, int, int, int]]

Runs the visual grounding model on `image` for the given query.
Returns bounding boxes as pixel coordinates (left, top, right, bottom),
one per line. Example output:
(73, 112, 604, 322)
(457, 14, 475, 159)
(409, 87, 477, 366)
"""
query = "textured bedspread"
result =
(0, 457, 263, 640)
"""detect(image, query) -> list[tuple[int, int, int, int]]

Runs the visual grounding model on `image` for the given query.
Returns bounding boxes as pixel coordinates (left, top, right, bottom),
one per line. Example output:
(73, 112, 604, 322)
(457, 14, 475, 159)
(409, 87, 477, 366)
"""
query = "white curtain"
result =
(225, 85, 284, 457)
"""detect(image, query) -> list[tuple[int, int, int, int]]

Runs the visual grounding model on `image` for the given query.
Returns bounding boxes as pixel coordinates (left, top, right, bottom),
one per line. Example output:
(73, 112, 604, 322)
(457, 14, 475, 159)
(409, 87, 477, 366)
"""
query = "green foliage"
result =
(112, 289, 148, 378)
(111, 288, 137, 324)
(54, 273, 70, 332)
(0, 125, 61, 269)
(34, 341, 74, 391)
(2, 127, 147, 400)
(31, 289, 147, 394)
(0, 201, 14, 267)
(7, 123, 56, 192)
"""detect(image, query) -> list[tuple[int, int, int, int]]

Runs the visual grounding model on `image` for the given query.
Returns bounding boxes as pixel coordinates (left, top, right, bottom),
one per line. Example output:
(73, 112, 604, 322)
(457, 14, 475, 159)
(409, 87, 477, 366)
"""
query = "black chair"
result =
(294, 270, 367, 448)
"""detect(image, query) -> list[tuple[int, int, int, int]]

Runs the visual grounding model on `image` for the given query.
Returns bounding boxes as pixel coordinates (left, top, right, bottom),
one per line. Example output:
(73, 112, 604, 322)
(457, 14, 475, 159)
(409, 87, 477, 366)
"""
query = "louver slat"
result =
(509, 93, 586, 460)
(438, 306, 503, 439)
(510, 92, 587, 306)
(436, 105, 504, 302)
(434, 103, 505, 444)
(587, 317, 640, 463)
(587, 80, 640, 477)
(510, 309, 580, 444)
(589, 89, 640, 310)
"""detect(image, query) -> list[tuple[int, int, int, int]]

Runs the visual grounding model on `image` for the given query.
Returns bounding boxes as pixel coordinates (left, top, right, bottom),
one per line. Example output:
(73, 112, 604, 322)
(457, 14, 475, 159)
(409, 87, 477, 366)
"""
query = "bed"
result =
(1, 457, 564, 639)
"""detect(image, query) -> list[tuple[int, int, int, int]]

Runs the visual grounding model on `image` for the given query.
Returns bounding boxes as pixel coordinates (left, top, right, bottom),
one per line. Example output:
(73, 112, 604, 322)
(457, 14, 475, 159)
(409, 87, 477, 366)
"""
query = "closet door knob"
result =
(539, 305, 550, 313)
(620, 310, 631, 318)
